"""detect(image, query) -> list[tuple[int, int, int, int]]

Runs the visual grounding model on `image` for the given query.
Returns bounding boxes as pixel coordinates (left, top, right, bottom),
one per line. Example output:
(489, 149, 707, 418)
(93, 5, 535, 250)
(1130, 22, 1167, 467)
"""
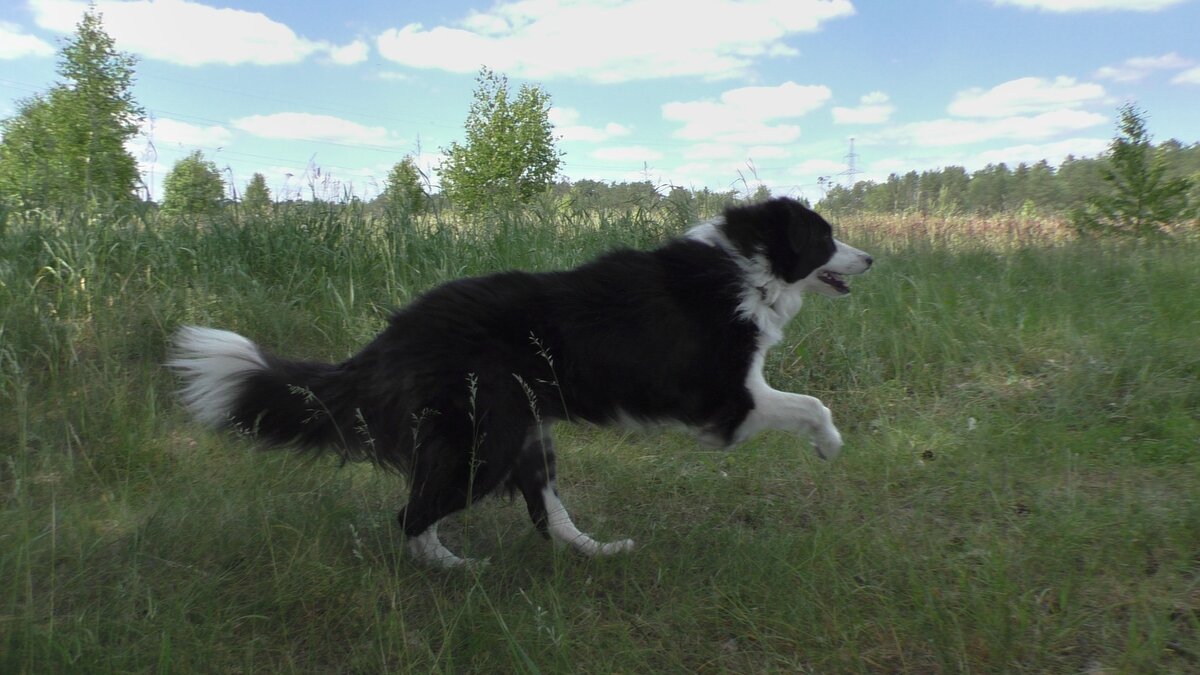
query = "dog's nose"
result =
(864, 255, 874, 267)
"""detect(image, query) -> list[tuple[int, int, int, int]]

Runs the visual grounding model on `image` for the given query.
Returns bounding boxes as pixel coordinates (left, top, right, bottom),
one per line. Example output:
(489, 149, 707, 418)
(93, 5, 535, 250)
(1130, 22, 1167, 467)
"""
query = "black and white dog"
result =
(169, 198, 872, 568)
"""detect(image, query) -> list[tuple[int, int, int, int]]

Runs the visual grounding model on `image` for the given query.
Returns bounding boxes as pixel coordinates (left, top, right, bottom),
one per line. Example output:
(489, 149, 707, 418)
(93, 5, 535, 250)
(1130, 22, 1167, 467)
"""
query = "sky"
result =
(2, 0, 1199, 203)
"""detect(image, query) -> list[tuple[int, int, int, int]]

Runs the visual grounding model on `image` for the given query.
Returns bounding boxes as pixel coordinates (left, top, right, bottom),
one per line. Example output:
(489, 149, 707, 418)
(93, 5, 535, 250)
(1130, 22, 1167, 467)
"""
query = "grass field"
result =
(2, 203, 1198, 673)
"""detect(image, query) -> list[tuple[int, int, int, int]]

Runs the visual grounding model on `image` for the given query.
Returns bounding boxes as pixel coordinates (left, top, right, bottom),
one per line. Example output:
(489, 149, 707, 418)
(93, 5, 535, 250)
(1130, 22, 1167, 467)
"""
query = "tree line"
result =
(815, 104, 1197, 237)
(817, 140, 1200, 220)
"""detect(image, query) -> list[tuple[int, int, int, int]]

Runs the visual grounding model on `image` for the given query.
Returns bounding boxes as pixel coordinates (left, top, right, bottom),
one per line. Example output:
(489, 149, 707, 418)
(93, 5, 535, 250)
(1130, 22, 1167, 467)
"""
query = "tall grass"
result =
(2, 203, 1198, 672)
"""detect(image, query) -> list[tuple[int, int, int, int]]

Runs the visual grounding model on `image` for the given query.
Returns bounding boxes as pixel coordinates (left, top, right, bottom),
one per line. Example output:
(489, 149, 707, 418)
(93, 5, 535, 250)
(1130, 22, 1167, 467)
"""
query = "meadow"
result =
(1, 201, 1198, 673)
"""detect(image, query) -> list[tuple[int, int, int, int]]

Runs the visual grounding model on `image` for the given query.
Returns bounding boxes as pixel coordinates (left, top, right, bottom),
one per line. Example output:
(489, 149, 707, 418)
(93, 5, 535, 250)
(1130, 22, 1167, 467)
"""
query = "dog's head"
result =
(722, 197, 873, 297)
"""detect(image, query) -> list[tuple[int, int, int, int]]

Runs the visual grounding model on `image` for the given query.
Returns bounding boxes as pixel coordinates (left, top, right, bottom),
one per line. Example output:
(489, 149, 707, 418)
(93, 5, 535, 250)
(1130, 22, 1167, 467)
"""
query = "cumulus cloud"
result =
(796, 158, 849, 175)
(327, 39, 369, 66)
(549, 107, 632, 143)
(880, 109, 1107, 147)
(1170, 65, 1200, 85)
(972, 137, 1110, 165)
(832, 91, 894, 125)
(949, 76, 1105, 118)
(141, 117, 234, 148)
(0, 22, 55, 59)
(682, 143, 792, 161)
(375, 0, 855, 83)
(591, 146, 664, 162)
(31, 0, 363, 66)
(1095, 53, 1192, 82)
(992, 0, 1187, 11)
(231, 113, 402, 147)
(663, 81, 832, 145)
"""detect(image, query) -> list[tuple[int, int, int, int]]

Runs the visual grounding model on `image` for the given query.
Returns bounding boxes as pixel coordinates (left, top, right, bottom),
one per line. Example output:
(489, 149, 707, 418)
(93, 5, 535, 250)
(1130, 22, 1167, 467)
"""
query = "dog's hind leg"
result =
(511, 425, 557, 537)
(512, 424, 634, 557)
(399, 392, 539, 569)
(399, 488, 478, 569)
(403, 522, 470, 569)
(398, 432, 507, 569)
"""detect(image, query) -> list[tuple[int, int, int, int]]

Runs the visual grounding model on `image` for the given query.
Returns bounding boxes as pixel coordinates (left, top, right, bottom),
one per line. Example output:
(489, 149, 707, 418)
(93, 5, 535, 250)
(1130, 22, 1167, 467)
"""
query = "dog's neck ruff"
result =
(686, 218, 804, 346)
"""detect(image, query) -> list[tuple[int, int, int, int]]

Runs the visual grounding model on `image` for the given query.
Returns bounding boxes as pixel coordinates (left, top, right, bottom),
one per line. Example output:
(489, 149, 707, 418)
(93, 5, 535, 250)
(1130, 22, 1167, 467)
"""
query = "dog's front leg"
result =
(736, 388, 843, 460)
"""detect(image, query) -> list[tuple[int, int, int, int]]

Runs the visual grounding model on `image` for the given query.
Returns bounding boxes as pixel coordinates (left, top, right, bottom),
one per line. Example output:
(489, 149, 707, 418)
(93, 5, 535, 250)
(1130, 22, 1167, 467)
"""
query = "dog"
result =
(169, 197, 873, 568)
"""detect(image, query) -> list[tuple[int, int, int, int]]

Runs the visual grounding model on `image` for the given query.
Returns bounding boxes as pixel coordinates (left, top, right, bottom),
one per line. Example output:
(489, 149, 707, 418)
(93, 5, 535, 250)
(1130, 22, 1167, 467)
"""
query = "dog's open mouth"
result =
(818, 271, 850, 294)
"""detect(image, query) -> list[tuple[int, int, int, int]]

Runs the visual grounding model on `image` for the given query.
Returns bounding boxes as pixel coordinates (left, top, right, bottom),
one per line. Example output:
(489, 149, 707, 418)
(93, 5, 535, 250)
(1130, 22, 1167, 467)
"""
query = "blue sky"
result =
(2, 0, 1199, 203)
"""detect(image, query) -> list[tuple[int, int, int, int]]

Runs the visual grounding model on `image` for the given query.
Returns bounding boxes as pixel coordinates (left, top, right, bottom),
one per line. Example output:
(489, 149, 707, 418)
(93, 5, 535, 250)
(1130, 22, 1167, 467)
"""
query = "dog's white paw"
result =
(814, 424, 843, 460)
(597, 538, 635, 555)
(809, 402, 843, 460)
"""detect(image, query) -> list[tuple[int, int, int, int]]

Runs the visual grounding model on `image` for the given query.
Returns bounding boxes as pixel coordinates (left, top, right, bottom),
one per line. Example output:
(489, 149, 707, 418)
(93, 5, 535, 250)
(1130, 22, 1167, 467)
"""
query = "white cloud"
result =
(682, 143, 793, 161)
(231, 113, 403, 147)
(374, 71, 411, 82)
(30, 0, 361, 67)
(663, 81, 832, 145)
(0, 22, 55, 59)
(1095, 53, 1192, 82)
(375, 0, 855, 83)
(549, 107, 632, 143)
(832, 91, 895, 125)
(972, 137, 1110, 165)
(1171, 66, 1200, 85)
(880, 109, 1107, 147)
(591, 146, 664, 162)
(327, 39, 369, 66)
(141, 117, 233, 148)
(993, 0, 1187, 11)
(949, 76, 1105, 118)
(792, 158, 847, 177)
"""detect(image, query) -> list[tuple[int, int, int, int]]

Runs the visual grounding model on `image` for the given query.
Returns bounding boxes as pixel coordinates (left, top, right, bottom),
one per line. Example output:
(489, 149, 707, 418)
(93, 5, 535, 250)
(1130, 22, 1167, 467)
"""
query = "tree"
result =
(381, 157, 426, 217)
(967, 163, 1012, 214)
(241, 172, 271, 219)
(932, 167, 969, 216)
(440, 68, 562, 215)
(162, 151, 225, 218)
(0, 95, 66, 208)
(1024, 159, 1059, 211)
(0, 7, 143, 208)
(1072, 104, 1192, 238)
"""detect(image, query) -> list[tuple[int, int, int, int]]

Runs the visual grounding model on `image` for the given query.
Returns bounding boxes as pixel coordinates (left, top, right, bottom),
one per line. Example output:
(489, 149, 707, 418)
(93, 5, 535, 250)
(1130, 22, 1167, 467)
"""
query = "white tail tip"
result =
(167, 326, 266, 427)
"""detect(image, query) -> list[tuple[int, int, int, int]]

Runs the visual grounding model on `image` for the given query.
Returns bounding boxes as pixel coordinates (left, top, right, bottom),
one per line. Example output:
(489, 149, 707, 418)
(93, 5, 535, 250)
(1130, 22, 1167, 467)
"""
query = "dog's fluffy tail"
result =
(168, 326, 359, 453)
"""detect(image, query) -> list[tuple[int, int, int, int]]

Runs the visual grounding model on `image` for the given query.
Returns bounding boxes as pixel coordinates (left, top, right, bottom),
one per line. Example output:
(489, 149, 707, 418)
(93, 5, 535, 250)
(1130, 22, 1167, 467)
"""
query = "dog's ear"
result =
(786, 210, 815, 253)
(779, 201, 836, 282)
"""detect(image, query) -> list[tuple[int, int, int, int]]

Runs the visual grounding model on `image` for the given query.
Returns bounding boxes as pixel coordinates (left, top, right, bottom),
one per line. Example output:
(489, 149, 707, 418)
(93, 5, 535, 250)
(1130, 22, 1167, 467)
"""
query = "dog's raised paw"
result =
(598, 538, 635, 555)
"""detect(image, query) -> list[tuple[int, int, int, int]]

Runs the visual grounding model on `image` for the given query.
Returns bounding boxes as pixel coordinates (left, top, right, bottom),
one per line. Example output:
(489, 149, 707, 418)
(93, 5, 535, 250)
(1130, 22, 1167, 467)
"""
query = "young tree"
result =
(750, 184, 772, 202)
(440, 68, 562, 215)
(162, 151, 225, 218)
(381, 157, 426, 217)
(0, 7, 143, 208)
(59, 8, 144, 203)
(0, 95, 66, 208)
(1072, 104, 1192, 237)
(241, 172, 272, 219)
